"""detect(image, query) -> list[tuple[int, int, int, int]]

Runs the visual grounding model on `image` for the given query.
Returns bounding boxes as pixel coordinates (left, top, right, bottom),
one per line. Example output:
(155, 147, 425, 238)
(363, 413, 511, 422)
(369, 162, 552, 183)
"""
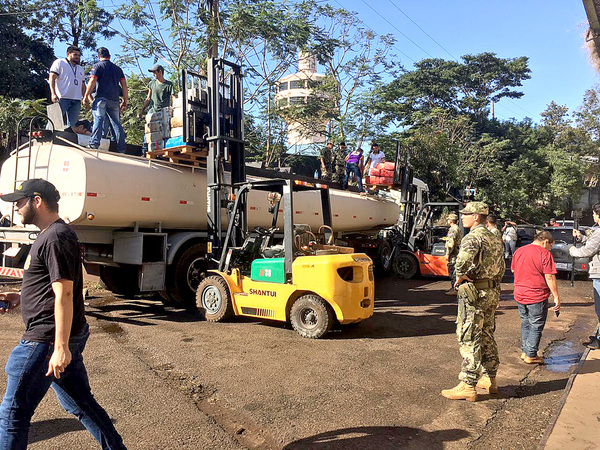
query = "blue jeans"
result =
(58, 98, 81, 128)
(0, 324, 126, 449)
(517, 300, 548, 357)
(91, 98, 126, 153)
(344, 163, 363, 191)
(504, 240, 516, 258)
(593, 279, 600, 336)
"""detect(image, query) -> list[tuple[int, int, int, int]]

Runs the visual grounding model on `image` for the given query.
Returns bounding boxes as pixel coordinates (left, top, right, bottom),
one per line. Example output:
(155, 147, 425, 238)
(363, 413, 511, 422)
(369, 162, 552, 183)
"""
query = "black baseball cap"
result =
(1, 179, 60, 202)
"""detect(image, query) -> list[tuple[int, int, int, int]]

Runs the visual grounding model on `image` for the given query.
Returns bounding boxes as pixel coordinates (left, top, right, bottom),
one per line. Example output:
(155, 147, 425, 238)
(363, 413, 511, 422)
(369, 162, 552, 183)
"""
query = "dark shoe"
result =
(85, 144, 99, 149)
(586, 339, 600, 350)
(582, 336, 598, 346)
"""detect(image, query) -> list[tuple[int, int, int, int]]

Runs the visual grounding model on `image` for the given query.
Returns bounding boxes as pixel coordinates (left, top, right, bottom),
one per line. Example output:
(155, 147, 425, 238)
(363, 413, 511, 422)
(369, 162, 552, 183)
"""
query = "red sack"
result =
(369, 176, 383, 185)
(381, 177, 394, 186)
(381, 169, 395, 178)
(376, 162, 385, 169)
(364, 176, 371, 184)
(369, 167, 381, 176)
(383, 161, 395, 171)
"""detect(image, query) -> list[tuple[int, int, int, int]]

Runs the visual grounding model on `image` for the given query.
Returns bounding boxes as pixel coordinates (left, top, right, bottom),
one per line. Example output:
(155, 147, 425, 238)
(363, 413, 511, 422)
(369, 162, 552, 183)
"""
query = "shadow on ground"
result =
(283, 426, 469, 449)
(28, 418, 85, 444)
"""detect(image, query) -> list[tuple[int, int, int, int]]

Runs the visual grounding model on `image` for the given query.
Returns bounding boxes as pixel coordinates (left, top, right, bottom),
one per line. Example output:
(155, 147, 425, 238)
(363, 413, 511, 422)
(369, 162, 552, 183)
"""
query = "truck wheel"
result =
(290, 294, 333, 339)
(158, 290, 178, 307)
(166, 243, 207, 306)
(196, 276, 234, 322)
(393, 252, 418, 279)
(100, 265, 140, 296)
(376, 240, 392, 275)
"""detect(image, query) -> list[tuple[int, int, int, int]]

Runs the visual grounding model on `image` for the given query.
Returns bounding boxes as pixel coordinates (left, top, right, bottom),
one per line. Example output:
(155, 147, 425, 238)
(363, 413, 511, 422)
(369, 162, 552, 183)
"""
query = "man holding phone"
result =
(0, 179, 125, 449)
(511, 230, 560, 364)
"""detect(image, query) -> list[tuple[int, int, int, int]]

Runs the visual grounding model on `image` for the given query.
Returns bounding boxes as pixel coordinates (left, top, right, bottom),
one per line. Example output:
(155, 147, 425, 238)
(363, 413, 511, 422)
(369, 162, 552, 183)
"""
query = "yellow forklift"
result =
(197, 178, 374, 338)
(196, 59, 373, 338)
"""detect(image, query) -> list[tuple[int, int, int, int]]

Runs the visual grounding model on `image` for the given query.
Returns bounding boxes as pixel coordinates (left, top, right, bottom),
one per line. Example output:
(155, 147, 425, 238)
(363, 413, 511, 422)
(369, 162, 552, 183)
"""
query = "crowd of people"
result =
(48, 46, 173, 155)
(319, 141, 386, 192)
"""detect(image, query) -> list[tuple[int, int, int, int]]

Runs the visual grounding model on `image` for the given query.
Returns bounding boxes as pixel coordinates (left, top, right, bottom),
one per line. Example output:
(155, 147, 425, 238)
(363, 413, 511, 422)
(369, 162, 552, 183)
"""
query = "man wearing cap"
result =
(441, 201, 505, 402)
(444, 212, 463, 296)
(48, 46, 86, 128)
(139, 64, 174, 119)
(0, 179, 126, 448)
(332, 142, 347, 186)
(83, 47, 128, 153)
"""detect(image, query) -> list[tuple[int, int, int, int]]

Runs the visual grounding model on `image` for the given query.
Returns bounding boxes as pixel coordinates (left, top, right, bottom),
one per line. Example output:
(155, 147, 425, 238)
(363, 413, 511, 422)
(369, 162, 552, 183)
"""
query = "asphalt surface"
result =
(0, 271, 596, 449)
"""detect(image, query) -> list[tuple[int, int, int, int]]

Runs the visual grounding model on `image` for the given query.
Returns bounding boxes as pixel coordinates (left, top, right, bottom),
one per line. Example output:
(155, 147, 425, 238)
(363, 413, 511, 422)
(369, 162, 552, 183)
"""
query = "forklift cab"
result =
(219, 178, 347, 283)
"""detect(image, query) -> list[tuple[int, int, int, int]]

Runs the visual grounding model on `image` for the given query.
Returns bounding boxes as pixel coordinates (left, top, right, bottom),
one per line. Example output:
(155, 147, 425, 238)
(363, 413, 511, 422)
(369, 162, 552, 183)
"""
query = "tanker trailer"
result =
(0, 135, 405, 305)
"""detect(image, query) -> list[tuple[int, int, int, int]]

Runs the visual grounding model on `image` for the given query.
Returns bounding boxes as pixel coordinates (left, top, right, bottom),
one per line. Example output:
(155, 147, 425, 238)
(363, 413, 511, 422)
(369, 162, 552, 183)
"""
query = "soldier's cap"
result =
(149, 64, 164, 73)
(0, 179, 60, 203)
(460, 201, 489, 215)
(448, 213, 458, 220)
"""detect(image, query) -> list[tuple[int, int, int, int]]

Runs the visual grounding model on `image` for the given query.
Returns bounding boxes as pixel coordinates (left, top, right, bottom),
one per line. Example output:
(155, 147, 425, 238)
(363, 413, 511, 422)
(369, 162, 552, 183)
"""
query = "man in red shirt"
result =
(511, 230, 560, 364)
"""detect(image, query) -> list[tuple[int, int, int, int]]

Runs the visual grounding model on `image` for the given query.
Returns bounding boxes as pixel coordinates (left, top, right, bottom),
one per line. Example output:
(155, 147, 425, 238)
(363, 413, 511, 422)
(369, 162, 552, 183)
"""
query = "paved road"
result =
(0, 273, 596, 449)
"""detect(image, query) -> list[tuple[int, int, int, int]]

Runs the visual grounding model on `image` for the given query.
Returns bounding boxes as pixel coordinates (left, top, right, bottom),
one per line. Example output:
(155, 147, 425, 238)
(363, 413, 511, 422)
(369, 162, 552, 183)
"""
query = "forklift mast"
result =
(202, 59, 245, 263)
(393, 142, 417, 242)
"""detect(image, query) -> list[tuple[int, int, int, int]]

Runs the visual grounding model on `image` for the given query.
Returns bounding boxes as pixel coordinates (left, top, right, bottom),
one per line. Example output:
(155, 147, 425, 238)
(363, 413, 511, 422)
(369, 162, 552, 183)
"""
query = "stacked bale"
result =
(145, 108, 172, 152)
(365, 162, 395, 186)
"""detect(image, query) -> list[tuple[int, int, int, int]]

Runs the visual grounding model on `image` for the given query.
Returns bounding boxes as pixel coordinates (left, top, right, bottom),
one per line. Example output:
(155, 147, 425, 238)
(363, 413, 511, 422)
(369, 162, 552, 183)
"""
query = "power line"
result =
(358, 0, 435, 59)
(386, 0, 458, 61)
(330, 0, 416, 63)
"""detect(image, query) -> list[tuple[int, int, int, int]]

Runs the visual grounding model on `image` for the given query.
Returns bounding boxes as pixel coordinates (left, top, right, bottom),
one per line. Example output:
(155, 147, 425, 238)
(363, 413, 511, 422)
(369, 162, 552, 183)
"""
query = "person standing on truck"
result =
(344, 146, 364, 192)
(363, 142, 385, 177)
(502, 220, 518, 259)
(332, 142, 347, 185)
(84, 47, 128, 153)
(511, 230, 560, 364)
(570, 204, 600, 349)
(0, 179, 126, 449)
(48, 46, 86, 128)
(320, 142, 334, 181)
(441, 202, 505, 402)
(139, 64, 174, 119)
(444, 213, 463, 296)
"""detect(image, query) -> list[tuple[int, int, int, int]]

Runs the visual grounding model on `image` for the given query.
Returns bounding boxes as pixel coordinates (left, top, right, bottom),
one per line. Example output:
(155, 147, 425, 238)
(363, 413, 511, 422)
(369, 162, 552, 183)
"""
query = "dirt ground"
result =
(0, 271, 596, 450)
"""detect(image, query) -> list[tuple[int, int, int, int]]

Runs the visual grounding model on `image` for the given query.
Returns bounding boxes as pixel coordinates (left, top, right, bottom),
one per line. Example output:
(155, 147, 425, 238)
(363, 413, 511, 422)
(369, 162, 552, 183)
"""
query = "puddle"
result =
(544, 341, 582, 373)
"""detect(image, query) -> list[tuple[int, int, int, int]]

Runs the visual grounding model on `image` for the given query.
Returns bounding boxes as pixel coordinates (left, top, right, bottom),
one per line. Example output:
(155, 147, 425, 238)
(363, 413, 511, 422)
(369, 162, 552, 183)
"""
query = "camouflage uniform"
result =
(445, 217, 463, 288)
(332, 145, 347, 185)
(454, 203, 505, 386)
(320, 144, 333, 181)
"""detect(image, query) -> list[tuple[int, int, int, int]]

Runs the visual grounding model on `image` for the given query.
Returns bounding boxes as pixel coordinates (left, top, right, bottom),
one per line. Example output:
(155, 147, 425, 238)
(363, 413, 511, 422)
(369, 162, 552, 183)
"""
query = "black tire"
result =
(290, 294, 334, 339)
(196, 276, 234, 322)
(158, 290, 178, 306)
(376, 240, 392, 275)
(99, 265, 140, 296)
(165, 243, 207, 305)
(392, 252, 419, 279)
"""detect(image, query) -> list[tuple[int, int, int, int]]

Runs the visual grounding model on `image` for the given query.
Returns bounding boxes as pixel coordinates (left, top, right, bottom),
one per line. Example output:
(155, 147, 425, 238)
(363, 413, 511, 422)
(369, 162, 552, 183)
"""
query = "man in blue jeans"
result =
(571, 203, 600, 349)
(48, 46, 85, 128)
(84, 47, 128, 153)
(511, 230, 560, 364)
(0, 179, 126, 449)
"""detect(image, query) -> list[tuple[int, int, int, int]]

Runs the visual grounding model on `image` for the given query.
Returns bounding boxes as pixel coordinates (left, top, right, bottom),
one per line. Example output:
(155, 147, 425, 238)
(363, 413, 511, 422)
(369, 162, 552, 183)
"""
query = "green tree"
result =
(0, 1, 55, 99)
(0, 96, 47, 158)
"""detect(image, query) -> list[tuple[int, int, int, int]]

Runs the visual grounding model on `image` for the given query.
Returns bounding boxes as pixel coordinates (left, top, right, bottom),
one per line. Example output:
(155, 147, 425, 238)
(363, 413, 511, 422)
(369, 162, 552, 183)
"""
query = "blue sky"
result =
(334, 0, 596, 122)
(84, 0, 596, 124)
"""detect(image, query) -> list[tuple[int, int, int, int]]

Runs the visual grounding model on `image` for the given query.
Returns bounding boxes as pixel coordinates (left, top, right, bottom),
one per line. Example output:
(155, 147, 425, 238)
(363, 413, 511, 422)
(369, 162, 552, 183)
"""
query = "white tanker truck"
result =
(0, 60, 428, 306)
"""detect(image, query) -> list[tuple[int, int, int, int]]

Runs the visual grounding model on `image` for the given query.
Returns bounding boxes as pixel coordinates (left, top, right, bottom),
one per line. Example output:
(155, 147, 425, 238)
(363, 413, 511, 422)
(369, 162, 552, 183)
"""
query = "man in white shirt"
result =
(364, 142, 386, 176)
(49, 46, 86, 128)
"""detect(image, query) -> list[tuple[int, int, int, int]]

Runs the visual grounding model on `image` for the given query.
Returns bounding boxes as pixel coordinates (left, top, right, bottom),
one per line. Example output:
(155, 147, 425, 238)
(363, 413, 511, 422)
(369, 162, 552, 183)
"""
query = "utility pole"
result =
(207, 0, 219, 58)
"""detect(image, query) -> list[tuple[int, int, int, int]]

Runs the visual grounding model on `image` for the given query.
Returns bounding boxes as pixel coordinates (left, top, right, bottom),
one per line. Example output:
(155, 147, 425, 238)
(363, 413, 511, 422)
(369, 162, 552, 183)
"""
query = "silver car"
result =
(544, 226, 590, 275)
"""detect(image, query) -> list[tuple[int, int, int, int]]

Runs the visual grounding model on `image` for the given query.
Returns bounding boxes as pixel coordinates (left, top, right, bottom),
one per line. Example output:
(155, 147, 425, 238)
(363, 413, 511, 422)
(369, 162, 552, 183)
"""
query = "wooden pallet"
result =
(146, 145, 207, 167)
(364, 183, 391, 192)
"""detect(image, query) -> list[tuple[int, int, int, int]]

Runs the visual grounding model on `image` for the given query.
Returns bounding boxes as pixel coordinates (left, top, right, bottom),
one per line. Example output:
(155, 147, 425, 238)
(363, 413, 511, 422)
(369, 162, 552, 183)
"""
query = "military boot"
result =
(441, 382, 478, 402)
(476, 375, 499, 394)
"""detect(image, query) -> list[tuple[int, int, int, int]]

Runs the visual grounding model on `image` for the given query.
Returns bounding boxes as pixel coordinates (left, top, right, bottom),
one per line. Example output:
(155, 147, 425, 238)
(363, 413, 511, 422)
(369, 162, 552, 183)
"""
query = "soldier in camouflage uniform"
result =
(445, 213, 463, 296)
(332, 142, 347, 185)
(441, 202, 505, 402)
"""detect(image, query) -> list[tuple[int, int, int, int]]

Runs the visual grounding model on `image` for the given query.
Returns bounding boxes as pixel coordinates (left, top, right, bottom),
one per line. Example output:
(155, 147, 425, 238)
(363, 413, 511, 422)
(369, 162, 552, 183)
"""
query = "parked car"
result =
(516, 224, 543, 248)
(544, 226, 590, 276)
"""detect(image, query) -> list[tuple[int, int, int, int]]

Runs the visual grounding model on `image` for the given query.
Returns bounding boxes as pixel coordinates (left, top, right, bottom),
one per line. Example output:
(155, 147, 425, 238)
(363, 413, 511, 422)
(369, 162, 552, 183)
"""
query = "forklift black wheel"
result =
(196, 276, 234, 322)
(290, 294, 333, 339)
(392, 252, 418, 279)
(376, 240, 393, 275)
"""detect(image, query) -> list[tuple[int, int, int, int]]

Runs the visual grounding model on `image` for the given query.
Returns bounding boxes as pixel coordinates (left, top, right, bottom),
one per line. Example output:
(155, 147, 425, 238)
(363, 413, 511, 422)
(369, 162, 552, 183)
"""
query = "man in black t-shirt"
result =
(0, 179, 125, 449)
